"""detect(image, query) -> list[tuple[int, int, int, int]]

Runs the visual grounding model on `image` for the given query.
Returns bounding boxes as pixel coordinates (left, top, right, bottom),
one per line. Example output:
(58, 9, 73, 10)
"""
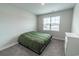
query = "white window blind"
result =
(43, 16, 60, 31)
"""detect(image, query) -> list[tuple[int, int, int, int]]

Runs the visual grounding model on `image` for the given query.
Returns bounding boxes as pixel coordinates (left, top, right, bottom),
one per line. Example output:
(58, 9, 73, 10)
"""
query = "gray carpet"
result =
(0, 39, 65, 56)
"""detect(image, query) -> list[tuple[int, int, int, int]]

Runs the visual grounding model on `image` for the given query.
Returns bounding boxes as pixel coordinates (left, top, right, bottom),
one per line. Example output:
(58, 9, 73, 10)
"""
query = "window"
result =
(43, 16, 60, 31)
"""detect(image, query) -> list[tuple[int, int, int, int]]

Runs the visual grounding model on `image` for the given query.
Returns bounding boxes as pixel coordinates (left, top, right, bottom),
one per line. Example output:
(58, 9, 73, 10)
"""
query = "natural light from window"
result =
(43, 16, 60, 31)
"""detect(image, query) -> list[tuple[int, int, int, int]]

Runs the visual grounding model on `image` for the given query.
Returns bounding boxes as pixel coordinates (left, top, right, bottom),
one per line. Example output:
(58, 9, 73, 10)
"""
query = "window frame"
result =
(43, 16, 60, 31)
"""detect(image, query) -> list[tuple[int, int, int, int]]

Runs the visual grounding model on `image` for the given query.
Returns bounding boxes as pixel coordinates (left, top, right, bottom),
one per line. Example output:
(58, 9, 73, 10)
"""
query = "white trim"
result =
(52, 36, 65, 40)
(0, 42, 18, 51)
(0, 36, 64, 51)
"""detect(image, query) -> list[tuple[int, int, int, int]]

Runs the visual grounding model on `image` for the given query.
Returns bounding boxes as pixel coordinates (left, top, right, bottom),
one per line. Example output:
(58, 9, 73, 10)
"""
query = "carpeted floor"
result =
(0, 39, 65, 56)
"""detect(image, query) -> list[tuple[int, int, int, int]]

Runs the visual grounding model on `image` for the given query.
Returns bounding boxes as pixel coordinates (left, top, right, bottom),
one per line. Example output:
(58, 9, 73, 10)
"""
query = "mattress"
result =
(18, 31, 52, 54)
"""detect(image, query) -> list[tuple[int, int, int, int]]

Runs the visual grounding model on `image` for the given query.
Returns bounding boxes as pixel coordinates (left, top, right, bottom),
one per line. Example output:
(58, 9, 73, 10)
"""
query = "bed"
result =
(18, 31, 52, 55)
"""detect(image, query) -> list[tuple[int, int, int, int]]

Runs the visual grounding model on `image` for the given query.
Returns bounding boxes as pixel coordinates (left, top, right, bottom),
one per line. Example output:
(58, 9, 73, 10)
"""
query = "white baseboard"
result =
(0, 42, 18, 51)
(52, 36, 65, 40)
(0, 36, 64, 51)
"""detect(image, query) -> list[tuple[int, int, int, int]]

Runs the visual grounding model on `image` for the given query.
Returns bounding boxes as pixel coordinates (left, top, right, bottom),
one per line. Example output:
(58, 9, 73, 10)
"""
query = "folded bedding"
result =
(18, 31, 52, 54)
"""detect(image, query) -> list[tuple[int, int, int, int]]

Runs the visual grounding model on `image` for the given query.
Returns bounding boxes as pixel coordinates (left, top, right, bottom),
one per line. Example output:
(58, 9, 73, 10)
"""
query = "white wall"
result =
(72, 4, 79, 33)
(37, 9, 73, 40)
(0, 4, 36, 50)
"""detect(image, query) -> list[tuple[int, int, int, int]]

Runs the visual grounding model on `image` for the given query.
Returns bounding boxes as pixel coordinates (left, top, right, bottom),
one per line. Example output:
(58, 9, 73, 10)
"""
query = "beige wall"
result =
(0, 4, 36, 50)
(37, 9, 73, 40)
(72, 4, 79, 34)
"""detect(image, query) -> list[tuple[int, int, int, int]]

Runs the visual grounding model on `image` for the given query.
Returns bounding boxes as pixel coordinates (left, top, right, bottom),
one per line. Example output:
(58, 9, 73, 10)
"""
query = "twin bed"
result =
(18, 31, 52, 55)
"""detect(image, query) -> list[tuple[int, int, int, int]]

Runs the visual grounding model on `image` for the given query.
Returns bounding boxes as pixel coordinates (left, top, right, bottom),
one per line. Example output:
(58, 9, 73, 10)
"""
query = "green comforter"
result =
(18, 31, 51, 54)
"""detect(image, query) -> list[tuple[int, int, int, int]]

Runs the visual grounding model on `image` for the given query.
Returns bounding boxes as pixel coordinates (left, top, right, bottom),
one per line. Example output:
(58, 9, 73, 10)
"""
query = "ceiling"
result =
(12, 3, 75, 15)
